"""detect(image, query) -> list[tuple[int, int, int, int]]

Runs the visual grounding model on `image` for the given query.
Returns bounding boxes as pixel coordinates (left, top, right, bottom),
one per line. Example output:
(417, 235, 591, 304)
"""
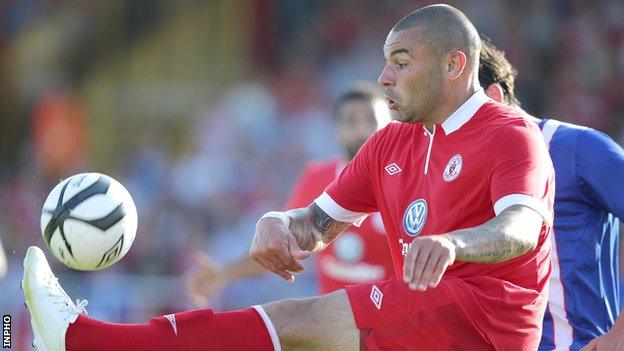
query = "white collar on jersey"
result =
(441, 89, 490, 135)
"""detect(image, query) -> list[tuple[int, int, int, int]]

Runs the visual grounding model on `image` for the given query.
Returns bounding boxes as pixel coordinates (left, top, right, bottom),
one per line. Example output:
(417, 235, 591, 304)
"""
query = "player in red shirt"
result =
(186, 84, 395, 305)
(23, 5, 554, 351)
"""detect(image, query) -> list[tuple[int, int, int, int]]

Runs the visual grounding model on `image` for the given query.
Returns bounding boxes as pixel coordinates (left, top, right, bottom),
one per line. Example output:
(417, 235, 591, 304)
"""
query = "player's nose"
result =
(378, 64, 394, 88)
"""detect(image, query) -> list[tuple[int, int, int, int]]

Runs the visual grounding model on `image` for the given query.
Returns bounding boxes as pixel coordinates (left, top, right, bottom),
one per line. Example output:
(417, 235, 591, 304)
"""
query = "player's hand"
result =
(185, 251, 225, 307)
(581, 329, 624, 351)
(249, 217, 311, 282)
(403, 235, 456, 291)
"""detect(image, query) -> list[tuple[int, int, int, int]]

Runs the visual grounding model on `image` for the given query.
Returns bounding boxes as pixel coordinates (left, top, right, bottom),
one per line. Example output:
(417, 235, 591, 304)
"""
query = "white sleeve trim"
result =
(540, 119, 561, 147)
(260, 211, 291, 228)
(313, 192, 369, 227)
(252, 305, 282, 351)
(494, 194, 552, 223)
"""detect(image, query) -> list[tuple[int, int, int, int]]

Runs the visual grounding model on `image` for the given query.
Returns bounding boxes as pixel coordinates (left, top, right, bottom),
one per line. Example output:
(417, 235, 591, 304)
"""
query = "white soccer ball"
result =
(40, 172, 138, 271)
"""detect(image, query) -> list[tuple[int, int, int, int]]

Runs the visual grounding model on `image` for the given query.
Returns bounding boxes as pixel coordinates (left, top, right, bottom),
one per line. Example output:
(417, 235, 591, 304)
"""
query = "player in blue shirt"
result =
(479, 39, 624, 351)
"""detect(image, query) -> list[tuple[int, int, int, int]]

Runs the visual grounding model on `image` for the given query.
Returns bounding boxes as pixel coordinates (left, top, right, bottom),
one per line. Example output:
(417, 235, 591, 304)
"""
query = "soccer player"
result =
(186, 83, 395, 306)
(22, 5, 555, 350)
(478, 40, 624, 351)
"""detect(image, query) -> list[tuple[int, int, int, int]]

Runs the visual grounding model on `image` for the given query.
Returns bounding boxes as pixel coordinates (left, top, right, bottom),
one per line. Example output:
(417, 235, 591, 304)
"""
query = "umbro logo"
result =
(385, 163, 402, 175)
(164, 314, 178, 336)
(370, 285, 383, 310)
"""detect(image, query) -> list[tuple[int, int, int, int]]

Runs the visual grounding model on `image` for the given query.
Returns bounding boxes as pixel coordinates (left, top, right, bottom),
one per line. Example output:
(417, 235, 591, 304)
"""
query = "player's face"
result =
(378, 27, 444, 123)
(336, 99, 379, 160)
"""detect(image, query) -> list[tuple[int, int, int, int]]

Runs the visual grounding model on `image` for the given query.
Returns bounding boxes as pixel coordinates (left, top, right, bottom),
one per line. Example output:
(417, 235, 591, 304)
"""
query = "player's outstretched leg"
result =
(22, 246, 85, 351)
(22, 246, 279, 351)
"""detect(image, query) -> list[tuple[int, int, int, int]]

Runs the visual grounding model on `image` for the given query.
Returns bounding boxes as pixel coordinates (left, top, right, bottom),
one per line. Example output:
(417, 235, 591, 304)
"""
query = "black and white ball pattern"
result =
(40, 173, 138, 270)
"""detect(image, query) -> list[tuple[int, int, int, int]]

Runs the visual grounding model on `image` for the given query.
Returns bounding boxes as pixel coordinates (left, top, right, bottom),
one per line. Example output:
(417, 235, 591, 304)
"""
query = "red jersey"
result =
(315, 90, 555, 349)
(284, 157, 395, 294)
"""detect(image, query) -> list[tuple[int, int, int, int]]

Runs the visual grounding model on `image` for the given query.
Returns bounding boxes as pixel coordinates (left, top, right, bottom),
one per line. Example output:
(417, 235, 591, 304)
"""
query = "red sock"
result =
(65, 306, 277, 351)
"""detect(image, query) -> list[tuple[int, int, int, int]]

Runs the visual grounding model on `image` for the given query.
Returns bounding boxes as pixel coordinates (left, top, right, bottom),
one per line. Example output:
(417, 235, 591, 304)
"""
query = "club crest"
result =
(443, 154, 463, 182)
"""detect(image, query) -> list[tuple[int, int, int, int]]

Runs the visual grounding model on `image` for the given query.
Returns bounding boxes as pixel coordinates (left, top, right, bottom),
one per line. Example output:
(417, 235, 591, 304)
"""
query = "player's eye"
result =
(397, 62, 407, 70)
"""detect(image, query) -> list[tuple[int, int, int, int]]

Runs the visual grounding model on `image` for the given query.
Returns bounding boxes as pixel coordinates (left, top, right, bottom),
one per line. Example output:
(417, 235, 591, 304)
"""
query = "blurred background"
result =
(0, 0, 623, 348)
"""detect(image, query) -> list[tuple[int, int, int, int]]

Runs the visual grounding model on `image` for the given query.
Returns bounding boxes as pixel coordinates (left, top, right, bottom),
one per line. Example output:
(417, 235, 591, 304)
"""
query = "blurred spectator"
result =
(31, 90, 86, 178)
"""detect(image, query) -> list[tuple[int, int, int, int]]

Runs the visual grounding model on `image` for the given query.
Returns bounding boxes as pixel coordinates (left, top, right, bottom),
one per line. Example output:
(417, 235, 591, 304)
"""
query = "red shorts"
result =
(345, 277, 495, 351)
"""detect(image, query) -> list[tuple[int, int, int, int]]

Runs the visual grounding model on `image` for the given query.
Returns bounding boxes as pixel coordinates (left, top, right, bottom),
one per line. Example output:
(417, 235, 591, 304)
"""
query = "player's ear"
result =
(484, 83, 504, 103)
(446, 51, 467, 81)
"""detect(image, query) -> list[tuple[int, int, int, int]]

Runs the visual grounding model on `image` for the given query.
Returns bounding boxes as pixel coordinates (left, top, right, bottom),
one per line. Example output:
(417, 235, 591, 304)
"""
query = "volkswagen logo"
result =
(403, 199, 428, 236)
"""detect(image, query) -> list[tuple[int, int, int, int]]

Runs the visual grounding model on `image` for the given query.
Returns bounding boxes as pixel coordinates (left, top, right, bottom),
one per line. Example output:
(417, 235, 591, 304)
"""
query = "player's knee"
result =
(262, 292, 357, 350)
(264, 297, 316, 332)
(263, 297, 328, 345)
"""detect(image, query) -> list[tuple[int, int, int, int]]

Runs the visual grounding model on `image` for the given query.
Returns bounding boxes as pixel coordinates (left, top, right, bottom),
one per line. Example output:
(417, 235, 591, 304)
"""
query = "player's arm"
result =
(403, 204, 542, 291)
(250, 203, 351, 282)
(446, 204, 542, 262)
(186, 250, 267, 307)
(188, 164, 328, 303)
(574, 129, 624, 351)
(581, 311, 624, 351)
(576, 129, 624, 219)
(286, 203, 352, 252)
(253, 128, 381, 282)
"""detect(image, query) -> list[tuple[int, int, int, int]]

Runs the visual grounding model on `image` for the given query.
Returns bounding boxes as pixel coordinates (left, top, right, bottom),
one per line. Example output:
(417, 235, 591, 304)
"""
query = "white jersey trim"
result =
(547, 231, 574, 350)
(494, 193, 552, 223)
(252, 305, 282, 351)
(314, 192, 368, 227)
(540, 119, 561, 147)
(441, 89, 490, 135)
(540, 117, 574, 349)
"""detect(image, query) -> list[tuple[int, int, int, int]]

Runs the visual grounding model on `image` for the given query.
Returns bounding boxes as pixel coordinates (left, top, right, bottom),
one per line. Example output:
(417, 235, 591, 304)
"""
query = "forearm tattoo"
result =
(310, 203, 351, 237)
(452, 226, 525, 263)
(287, 203, 350, 252)
(448, 205, 540, 263)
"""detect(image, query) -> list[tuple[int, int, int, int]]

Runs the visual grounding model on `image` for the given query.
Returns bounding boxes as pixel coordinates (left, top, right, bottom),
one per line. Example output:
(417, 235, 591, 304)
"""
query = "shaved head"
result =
(378, 4, 483, 126)
(392, 4, 481, 69)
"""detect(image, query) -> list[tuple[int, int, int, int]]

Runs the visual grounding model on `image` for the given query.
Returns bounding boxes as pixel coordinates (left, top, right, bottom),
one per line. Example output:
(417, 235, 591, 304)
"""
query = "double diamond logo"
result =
(385, 163, 402, 175)
(370, 285, 383, 310)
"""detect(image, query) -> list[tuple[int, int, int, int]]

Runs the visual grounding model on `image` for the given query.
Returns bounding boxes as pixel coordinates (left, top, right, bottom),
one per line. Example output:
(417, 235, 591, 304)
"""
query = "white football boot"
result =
(22, 246, 88, 351)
